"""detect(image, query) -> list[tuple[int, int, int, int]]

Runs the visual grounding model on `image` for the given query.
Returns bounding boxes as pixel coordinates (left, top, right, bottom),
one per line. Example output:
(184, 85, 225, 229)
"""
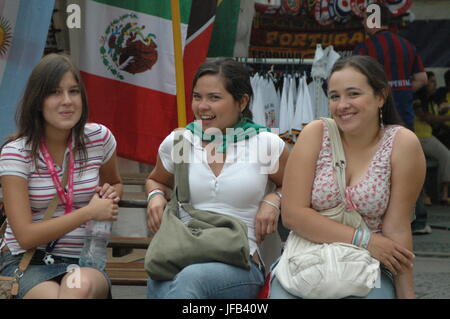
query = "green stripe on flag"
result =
(92, 0, 192, 23)
(207, 0, 241, 57)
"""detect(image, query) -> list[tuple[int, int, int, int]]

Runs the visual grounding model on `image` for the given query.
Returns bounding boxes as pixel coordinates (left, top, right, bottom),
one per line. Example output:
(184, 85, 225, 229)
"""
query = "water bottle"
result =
(79, 220, 112, 270)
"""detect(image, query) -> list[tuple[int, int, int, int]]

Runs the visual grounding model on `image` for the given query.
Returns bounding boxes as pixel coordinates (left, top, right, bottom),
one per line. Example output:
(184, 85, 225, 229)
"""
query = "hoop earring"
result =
(379, 108, 384, 130)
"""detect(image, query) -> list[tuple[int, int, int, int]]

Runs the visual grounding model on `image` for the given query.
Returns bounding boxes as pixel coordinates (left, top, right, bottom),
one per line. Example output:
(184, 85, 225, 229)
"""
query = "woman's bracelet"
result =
(352, 228, 371, 250)
(261, 199, 280, 213)
(147, 189, 165, 203)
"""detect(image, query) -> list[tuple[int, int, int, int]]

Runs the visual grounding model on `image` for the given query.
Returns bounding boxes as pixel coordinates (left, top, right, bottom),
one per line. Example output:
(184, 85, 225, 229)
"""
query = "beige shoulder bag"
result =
(274, 118, 380, 299)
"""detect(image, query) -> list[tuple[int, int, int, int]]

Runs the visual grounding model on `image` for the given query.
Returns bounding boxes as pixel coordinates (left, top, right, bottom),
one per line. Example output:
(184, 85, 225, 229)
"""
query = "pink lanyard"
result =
(40, 137, 75, 214)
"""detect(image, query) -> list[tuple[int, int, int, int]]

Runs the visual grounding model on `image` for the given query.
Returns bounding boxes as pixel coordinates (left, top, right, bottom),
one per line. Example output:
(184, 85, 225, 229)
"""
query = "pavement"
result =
(110, 203, 450, 299)
(411, 204, 450, 299)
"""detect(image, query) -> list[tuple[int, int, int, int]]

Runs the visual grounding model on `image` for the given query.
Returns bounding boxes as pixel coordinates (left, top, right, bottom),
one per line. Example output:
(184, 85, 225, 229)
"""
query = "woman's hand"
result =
(96, 183, 120, 203)
(147, 194, 167, 235)
(368, 232, 415, 276)
(87, 193, 119, 221)
(255, 195, 280, 244)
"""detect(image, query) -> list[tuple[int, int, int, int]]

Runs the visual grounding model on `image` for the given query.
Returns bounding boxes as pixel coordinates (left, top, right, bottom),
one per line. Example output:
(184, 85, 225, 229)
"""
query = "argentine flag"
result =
(0, 0, 55, 144)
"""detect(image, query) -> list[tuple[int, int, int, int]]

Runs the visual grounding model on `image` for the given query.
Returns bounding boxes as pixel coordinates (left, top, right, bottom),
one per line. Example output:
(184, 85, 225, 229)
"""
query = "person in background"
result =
(270, 55, 424, 299)
(413, 71, 450, 206)
(354, 3, 427, 129)
(433, 70, 450, 149)
(145, 58, 289, 299)
(0, 54, 122, 299)
(354, 2, 430, 235)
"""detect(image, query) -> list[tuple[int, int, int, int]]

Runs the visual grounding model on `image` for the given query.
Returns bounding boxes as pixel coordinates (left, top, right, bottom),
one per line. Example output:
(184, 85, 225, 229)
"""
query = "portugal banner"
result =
(72, 0, 215, 164)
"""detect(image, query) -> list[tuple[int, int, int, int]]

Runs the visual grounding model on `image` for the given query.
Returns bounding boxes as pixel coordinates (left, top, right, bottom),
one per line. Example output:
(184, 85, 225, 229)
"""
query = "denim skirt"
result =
(0, 249, 112, 299)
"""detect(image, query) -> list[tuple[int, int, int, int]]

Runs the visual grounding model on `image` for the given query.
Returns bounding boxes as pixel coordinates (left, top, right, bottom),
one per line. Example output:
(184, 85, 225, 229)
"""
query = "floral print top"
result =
(311, 119, 402, 232)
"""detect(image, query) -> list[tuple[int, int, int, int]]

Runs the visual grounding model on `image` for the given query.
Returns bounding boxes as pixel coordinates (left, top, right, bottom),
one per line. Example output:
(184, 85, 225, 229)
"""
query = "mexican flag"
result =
(71, 0, 215, 164)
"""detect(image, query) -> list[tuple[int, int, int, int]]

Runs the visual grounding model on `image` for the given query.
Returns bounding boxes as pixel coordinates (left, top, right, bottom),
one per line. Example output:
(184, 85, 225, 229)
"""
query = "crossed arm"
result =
(1, 151, 122, 250)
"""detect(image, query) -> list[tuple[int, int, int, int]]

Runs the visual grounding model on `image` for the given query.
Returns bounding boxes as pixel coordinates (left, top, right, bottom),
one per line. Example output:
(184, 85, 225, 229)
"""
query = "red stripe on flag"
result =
(81, 72, 177, 164)
(183, 20, 216, 123)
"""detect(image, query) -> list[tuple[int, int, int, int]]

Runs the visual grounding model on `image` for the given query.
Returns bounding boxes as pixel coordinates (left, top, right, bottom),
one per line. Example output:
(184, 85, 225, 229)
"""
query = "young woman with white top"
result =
(145, 58, 289, 299)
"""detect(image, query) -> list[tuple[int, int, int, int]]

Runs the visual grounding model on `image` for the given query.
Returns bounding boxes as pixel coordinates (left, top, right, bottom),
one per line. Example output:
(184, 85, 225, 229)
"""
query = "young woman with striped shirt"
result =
(0, 54, 122, 299)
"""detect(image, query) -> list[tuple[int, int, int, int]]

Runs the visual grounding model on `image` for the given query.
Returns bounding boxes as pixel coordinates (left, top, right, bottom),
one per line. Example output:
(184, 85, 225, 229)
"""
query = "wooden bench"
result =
(107, 172, 154, 285)
(106, 236, 150, 286)
(120, 172, 149, 186)
(105, 261, 148, 286)
(106, 176, 150, 286)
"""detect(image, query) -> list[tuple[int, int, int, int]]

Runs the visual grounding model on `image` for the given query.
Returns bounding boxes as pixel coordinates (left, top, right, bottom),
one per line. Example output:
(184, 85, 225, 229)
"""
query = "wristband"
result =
(147, 189, 165, 203)
(261, 199, 280, 213)
(275, 191, 282, 199)
(352, 228, 371, 249)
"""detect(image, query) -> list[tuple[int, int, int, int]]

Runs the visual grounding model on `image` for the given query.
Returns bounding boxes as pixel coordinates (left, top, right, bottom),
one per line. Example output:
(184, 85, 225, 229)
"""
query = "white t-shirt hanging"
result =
(252, 74, 266, 126)
(300, 76, 315, 128)
(249, 74, 256, 112)
(311, 44, 327, 79)
(324, 45, 341, 77)
(311, 44, 341, 80)
(276, 86, 281, 128)
(250, 73, 262, 114)
(286, 76, 296, 143)
(262, 78, 279, 128)
(291, 76, 314, 142)
(309, 78, 329, 119)
(279, 75, 290, 139)
(291, 75, 304, 138)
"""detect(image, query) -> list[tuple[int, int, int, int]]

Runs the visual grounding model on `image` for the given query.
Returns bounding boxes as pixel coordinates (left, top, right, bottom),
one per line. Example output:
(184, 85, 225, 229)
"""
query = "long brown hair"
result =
(1, 53, 89, 169)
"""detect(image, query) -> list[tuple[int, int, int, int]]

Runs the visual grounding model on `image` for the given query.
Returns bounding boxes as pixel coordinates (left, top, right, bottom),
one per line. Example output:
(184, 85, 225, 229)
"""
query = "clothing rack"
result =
(236, 55, 328, 137)
(234, 57, 314, 65)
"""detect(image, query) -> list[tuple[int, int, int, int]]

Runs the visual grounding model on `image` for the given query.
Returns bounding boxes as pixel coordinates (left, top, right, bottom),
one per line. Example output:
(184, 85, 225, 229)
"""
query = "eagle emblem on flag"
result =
(99, 13, 158, 80)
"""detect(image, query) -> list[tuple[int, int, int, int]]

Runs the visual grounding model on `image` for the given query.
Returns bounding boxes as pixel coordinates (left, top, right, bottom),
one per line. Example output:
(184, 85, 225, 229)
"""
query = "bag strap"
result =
(172, 130, 204, 216)
(0, 217, 6, 239)
(173, 130, 190, 204)
(1, 160, 70, 275)
(320, 117, 347, 201)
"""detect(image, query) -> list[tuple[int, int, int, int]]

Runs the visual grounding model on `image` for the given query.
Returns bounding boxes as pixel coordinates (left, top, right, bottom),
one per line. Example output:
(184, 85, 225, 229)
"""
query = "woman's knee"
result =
(23, 280, 60, 299)
(59, 267, 108, 298)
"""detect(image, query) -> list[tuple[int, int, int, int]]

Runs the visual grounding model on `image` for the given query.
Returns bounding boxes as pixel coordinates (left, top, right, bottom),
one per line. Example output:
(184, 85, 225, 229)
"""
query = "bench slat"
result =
(108, 236, 151, 249)
(105, 261, 148, 286)
(121, 173, 148, 186)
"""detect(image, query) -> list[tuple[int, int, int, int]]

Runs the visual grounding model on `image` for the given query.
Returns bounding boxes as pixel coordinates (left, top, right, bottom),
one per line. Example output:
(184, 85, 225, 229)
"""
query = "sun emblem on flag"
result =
(0, 16, 12, 57)
(99, 13, 158, 80)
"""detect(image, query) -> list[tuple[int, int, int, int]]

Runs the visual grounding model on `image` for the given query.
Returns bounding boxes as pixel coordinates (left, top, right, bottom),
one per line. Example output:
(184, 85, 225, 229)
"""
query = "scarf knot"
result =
(186, 118, 270, 153)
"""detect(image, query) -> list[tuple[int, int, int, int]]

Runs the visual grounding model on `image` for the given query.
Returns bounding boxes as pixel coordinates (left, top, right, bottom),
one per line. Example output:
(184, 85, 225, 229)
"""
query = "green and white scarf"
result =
(185, 117, 270, 153)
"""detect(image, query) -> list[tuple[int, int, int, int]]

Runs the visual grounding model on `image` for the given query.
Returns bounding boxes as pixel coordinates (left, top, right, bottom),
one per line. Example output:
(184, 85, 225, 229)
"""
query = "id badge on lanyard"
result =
(40, 138, 75, 264)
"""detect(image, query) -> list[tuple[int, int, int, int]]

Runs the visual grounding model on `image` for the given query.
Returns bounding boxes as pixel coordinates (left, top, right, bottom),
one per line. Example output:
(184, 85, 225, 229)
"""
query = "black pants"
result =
(411, 190, 429, 230)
